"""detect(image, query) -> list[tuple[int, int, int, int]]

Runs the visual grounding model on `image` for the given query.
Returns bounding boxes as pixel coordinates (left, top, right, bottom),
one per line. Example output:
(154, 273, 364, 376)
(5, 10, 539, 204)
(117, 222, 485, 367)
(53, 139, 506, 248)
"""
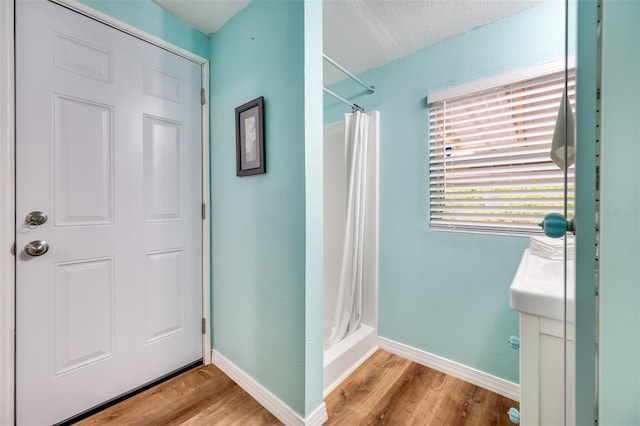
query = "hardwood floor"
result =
(324, 350, 518, 425)
(78, 350, 518, 425)
(76, 364, 280, 426)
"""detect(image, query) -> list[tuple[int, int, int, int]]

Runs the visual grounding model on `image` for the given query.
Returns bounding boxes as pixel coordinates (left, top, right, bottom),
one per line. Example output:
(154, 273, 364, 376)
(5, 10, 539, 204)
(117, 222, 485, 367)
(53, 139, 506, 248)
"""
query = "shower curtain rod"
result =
(323, 87, 365, 113)
(323, 54, 375, 94)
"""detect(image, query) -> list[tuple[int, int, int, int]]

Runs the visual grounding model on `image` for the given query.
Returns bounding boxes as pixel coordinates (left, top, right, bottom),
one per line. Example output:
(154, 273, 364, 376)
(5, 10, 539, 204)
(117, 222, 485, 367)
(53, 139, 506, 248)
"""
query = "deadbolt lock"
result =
(25, 211, 47, 227)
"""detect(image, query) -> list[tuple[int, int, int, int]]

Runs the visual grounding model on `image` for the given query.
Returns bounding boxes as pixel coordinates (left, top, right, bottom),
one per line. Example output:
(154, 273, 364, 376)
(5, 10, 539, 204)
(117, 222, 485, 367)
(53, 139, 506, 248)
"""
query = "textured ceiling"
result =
(152, 0, 251, 34)
(322, 0, 545, 84)
(153, 0, 545, 84)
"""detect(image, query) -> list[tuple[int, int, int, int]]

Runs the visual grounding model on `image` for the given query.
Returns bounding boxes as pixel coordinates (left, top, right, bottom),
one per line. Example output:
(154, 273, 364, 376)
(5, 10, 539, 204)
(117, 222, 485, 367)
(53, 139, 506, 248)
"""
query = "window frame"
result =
(427, 58, 576, 236)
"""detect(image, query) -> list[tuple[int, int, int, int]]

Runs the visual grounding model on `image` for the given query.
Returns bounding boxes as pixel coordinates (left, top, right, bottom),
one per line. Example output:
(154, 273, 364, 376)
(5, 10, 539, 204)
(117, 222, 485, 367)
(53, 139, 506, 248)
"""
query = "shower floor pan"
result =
(323, 324, 378, 397)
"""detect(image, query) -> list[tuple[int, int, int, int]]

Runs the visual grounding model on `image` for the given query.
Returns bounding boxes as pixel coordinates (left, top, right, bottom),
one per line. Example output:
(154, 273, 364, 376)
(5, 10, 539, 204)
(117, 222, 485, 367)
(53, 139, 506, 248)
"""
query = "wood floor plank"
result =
(75, 368, 215, 425)
(79, 349, 518, 425)
(429, 376, 480, 424)
(358, 361, 447, 425)
(324, 349, 413, 424)
(462, 384, 518, 426)
(324, 350, 519, 426)
(77, 365, 269, 426)
(180, 379, 280, 426)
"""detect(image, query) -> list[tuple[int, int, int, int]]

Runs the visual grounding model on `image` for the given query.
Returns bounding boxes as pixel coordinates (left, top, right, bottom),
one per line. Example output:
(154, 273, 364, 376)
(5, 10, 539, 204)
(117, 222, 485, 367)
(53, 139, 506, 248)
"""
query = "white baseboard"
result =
(211, 350, 328, 426)
(304, 402, 329, 426)
(378, 337, 520, 401)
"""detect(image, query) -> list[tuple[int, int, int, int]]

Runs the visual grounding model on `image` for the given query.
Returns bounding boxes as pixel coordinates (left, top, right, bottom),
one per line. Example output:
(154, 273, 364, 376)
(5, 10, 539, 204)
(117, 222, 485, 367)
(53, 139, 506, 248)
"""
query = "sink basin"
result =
(509, 249, 575, 321)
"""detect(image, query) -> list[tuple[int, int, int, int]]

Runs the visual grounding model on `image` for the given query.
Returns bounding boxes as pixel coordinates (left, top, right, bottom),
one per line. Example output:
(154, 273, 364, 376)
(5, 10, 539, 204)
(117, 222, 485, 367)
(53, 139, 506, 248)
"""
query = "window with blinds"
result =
(428, 64, 576, 235)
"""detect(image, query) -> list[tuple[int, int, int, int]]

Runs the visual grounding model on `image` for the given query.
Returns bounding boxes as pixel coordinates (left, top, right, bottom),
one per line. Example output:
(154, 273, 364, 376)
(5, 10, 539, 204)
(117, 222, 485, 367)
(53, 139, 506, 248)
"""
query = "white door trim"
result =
(0, 0, 16, 424)
(1, 1, 211, 423)
(49, 0, 207, 65)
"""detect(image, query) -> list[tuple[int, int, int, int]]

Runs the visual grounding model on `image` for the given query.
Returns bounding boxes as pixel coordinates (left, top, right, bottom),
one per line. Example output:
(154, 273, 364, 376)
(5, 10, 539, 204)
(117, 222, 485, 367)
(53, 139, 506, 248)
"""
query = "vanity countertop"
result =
(509, 249, 575, 321)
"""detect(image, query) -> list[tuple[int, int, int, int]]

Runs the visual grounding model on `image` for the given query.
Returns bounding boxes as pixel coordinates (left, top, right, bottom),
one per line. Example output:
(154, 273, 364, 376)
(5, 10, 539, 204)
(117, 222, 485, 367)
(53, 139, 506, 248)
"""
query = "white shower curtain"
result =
(326, 111, 370, 349)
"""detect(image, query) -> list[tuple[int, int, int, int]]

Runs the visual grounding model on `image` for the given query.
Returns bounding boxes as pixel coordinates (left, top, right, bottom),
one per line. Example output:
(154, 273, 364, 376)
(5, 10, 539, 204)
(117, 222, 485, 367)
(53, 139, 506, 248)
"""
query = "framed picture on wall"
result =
(235, 96, 265, 176)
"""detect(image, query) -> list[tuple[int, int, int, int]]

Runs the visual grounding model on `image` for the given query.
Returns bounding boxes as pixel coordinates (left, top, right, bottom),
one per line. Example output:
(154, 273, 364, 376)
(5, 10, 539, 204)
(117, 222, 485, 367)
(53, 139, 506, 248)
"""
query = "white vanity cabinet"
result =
(519, 312, 574, 425)
(510, 249, 575, 425)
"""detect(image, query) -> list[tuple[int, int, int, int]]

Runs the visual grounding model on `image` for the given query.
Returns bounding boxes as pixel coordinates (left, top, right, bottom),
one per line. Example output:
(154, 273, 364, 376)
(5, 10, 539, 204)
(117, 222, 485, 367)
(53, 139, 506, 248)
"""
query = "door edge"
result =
(0, 0, 15, 424)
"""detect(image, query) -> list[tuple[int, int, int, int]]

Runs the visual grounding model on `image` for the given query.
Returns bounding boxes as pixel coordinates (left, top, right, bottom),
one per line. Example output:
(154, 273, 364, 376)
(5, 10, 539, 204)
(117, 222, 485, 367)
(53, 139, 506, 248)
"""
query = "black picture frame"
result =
(235, 96, 265, 176)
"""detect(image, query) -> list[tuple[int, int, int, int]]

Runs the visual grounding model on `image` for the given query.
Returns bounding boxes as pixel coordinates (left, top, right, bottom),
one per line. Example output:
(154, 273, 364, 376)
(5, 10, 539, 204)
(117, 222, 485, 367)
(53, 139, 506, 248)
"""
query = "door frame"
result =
(0, 1, 211, 424)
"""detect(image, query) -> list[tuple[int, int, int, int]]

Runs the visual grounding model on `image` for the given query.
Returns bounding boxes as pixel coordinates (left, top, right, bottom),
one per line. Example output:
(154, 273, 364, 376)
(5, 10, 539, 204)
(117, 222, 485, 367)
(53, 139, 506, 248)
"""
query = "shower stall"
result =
(322, 110, 379, 397)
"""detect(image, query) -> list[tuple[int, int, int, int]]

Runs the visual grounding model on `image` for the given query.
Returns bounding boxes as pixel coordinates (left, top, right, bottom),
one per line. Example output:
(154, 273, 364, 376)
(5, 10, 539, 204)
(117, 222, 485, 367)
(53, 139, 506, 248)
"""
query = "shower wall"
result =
(323, 112, 379, 342)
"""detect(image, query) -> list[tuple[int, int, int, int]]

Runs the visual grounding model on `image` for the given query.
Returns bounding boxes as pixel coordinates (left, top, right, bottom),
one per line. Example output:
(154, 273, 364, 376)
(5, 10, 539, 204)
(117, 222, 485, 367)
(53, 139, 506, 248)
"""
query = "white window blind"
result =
(428, 65, 576, 235)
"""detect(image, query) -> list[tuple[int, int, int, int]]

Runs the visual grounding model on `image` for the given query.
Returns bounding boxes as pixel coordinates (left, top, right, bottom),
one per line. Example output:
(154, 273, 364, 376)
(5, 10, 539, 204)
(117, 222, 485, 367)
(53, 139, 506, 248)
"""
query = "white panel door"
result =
(15, 1, 203, 424)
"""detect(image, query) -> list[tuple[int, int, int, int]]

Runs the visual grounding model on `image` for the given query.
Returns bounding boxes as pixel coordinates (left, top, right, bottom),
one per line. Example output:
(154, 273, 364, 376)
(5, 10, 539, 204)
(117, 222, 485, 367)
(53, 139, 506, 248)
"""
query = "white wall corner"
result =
(378, 337, 520, 402)
(212, 350, 326, 426)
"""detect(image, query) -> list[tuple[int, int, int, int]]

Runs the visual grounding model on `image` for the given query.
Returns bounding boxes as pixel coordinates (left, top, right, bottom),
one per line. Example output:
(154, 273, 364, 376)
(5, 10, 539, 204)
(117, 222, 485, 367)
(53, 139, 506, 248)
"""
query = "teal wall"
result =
(209, 0, 317, 417)
(77, 0, 209, 58)
(324, 0, 572, 383)
(599, 0, 640, 423)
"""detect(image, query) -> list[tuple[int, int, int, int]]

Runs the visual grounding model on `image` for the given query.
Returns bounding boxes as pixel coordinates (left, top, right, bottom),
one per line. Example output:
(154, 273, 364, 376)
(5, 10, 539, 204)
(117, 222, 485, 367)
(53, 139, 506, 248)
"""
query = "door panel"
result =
(15, 1, 203, 424)
(54, 95, 114, 226)
(143, 115, 184, 222)
(54, 257, 115, 375)
(144, 249, 185, 343)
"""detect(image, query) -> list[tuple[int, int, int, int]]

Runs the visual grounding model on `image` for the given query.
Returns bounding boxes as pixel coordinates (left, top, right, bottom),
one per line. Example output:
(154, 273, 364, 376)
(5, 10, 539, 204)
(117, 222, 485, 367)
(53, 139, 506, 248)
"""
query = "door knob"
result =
(539, 213, 575, 238)
(24, 240, 49, 256)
